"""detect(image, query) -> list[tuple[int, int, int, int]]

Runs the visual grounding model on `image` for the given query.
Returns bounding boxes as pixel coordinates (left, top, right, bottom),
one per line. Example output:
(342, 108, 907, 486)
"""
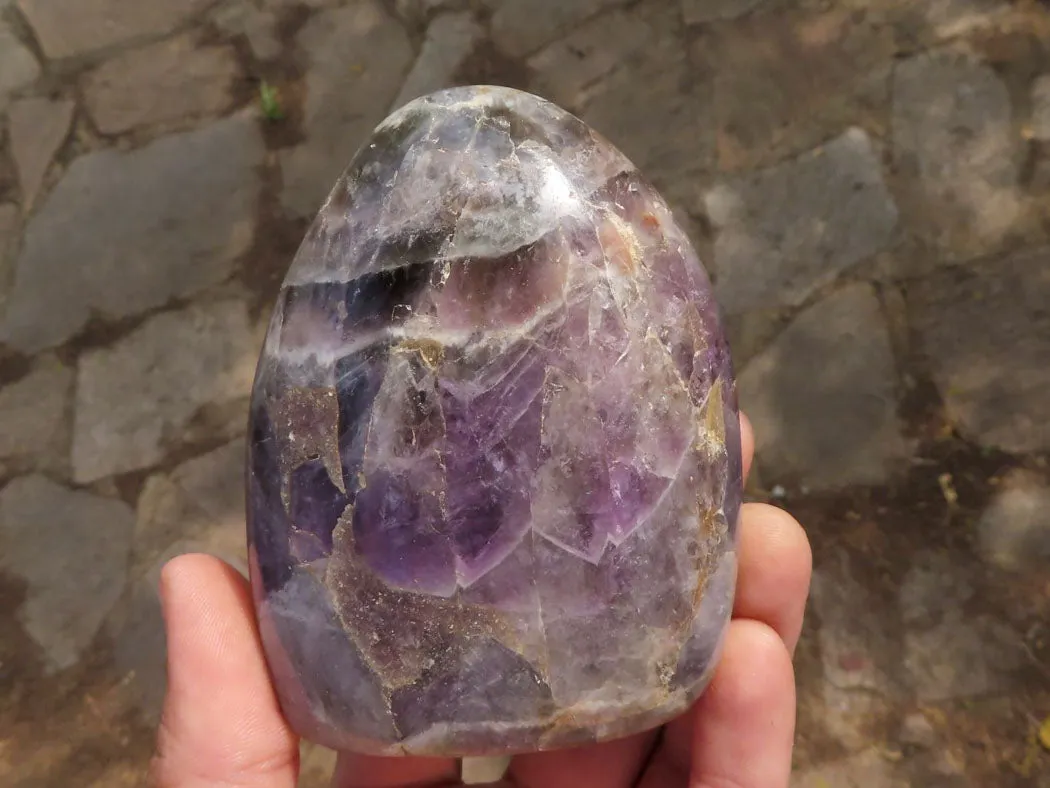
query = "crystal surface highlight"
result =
(247, 86, 742, 756)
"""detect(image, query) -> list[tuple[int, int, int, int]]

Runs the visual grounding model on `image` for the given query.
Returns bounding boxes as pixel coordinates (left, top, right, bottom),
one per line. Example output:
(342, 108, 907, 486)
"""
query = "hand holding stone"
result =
(151, 413, 813, 788)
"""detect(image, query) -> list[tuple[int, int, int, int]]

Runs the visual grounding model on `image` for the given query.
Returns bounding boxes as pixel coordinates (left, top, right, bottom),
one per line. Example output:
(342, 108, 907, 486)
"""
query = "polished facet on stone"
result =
(247, 86, 742, 756)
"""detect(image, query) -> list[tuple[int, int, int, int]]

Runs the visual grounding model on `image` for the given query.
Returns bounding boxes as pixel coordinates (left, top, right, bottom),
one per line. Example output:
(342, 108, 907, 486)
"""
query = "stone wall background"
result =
(0, 0, 1048, 784)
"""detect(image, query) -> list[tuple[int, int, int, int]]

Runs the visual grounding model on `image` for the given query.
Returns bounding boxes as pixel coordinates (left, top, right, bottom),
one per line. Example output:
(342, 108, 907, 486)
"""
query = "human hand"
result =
(151, 413, 812, 787)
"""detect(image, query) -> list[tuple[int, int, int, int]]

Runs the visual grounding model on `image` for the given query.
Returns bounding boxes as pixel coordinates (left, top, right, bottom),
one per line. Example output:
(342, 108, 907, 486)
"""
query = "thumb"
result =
(152, 553, 300, 788)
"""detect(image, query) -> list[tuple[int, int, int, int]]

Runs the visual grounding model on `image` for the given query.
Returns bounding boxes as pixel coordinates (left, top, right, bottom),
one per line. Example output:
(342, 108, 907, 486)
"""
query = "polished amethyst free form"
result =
(247, 86, 742, 756)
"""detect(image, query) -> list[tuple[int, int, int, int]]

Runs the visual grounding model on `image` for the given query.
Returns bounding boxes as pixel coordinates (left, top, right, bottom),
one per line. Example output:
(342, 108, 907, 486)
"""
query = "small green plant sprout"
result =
(259, 81, 284, 121)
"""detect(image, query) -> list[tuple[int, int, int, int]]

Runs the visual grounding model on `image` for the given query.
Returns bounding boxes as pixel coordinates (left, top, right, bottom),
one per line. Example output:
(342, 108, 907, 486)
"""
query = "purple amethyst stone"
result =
(247, 86, 742, 757)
